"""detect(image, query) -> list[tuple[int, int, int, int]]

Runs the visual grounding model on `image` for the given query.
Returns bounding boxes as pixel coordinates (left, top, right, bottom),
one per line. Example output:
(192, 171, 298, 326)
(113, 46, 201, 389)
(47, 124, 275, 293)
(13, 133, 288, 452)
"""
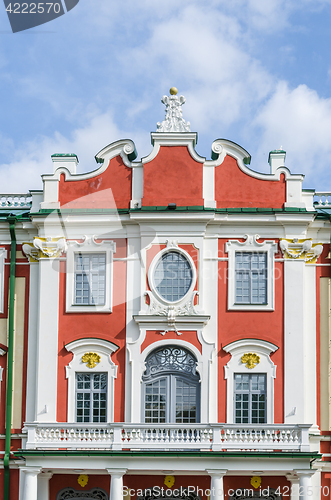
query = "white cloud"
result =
(0, 112, 148, 192)
(252, 81, 331, 185)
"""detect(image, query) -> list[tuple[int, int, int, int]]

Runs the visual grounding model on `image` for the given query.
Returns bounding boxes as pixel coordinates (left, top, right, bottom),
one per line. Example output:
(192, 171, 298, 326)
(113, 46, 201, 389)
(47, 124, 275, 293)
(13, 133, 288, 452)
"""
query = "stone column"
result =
(21, 466, 41, 500)
(286, 473, 299, 500)
(37, 472, 53, 500)
(207, 469, 227, 500)
(295, 470, 316, 500)
(107, 468, 127, 500)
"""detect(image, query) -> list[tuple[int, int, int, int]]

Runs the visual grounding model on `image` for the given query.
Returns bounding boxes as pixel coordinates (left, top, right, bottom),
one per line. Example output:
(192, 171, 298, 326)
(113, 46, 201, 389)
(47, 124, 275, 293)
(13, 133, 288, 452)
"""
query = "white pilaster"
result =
(295, 470, 315, 500)
(125, 226, 142, 422)
(303, 264, 317, 429)
(21, 466, 41, 500)
(25, 262, 39, 422)
(207, 469, 227, 500)
(284, 258, 317, 426)
(284, 260, 305, 423)
(107, 468, 127, 500)
(35, 257, 60, 421)
(202, 234, 218, 423)
(37, 472, 52, 500)
(286, 473, 299, 500)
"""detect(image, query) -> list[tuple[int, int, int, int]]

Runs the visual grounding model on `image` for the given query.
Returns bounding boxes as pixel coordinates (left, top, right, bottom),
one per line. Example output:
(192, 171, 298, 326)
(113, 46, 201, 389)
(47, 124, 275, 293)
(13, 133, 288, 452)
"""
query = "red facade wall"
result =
(215, 155, 286, 208)
(142, 147, 204, 207)
(0, 469, 19, 500)
(50, 474, 110, 500)
(59, 156, 132, 209)
(141, 331, 202, 354)
(217, 238, 284, 423)
(57, 239, 127, 423)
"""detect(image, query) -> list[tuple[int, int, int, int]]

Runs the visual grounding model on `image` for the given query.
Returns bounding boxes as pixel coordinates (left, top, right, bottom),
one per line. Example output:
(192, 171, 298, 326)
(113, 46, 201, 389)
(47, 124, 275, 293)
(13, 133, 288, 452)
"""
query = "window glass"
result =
(234, 373, 266, 424)
(143, 346, 199, 423)
(74, 253, 106, 305)
(235, 252, 267, 304)
(76, 373, 107, 423)
(154, 251, 193, 302)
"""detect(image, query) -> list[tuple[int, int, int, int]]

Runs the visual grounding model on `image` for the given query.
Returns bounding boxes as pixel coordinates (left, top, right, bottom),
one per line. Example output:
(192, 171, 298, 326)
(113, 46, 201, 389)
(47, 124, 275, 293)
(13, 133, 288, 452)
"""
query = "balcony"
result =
(23, 422, 311, 452)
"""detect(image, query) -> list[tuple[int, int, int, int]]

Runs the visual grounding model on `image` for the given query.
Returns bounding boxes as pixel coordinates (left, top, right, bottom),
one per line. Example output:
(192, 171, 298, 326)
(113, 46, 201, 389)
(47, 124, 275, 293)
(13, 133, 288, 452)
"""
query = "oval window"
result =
(153, 251, 193, 302)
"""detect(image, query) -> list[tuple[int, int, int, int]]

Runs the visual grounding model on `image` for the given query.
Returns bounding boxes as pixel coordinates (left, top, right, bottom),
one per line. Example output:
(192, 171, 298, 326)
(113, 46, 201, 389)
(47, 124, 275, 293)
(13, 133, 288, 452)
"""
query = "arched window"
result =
(56, 487, 108, 500)
(142, 345, 200, 423)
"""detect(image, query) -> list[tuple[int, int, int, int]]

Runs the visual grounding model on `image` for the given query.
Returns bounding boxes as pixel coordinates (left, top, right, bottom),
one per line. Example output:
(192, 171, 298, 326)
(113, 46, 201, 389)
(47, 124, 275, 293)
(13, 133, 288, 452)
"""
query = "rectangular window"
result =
(76, 373, 107, 423)
(144, 378, 167, 424)
(234, 373, 266, 424)
(235, 252, 267, 305)
(175, 378, 197, 424)
(74, 253, 106, 305)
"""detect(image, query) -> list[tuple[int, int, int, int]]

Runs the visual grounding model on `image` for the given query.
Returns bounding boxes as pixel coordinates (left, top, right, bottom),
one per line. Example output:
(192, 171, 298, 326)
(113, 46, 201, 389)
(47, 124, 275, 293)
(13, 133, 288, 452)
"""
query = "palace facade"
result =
(1, 89, 331, 500)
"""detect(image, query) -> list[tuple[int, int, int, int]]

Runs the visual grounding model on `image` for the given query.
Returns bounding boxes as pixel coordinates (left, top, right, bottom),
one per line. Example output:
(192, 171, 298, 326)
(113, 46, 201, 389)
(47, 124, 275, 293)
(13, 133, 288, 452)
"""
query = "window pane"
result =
(143, 346, 200, 424)
(154, 251, 193, 302)
(234, 373, 266, 424)
(74, 253, 106, 306)
(75, 372, 107, 423)
(144, 379, 167, 423)
(175, 378, 197, 423)
(235, 252, 267, 304)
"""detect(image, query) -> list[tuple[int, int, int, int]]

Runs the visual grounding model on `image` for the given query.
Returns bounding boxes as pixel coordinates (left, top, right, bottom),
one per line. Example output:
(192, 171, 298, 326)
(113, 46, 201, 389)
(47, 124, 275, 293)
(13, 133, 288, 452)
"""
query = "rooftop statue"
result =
(156, 87, 191, 133)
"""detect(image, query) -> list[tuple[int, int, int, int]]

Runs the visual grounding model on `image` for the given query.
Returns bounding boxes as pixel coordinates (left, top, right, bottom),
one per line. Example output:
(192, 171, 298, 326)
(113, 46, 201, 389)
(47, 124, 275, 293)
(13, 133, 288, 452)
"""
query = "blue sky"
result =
(1, 0, 331, 193)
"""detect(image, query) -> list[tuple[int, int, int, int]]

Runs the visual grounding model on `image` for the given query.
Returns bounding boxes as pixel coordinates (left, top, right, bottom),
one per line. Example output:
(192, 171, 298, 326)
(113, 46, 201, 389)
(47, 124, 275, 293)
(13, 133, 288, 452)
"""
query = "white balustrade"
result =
(314, 192, 331, 208)
(0, 194, 32, 208)
(23, 422, 312, 452)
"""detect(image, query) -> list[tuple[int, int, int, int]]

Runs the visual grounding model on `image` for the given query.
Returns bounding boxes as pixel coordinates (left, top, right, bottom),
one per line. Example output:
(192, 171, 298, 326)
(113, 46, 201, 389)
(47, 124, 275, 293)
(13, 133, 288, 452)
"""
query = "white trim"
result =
(65, 338, 119, 423)
(0, 248, 7, 314)
(127, 336, 215, 423)
(148, 244, 197, 306)
(225, 234, 277, 311)
(142, 133, 203, 165)
(223, 338, 278, 424)
(66, 237, 116, 313)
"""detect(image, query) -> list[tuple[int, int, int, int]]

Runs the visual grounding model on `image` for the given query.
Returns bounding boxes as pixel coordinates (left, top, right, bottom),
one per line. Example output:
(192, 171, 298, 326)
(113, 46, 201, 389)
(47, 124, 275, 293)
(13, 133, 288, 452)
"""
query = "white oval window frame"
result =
(148, 247, 197, 306)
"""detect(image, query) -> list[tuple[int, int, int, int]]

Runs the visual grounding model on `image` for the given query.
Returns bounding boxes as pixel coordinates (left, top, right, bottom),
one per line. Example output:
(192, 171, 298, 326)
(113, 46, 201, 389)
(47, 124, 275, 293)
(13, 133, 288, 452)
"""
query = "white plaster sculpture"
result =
(156, 87, 191, 132)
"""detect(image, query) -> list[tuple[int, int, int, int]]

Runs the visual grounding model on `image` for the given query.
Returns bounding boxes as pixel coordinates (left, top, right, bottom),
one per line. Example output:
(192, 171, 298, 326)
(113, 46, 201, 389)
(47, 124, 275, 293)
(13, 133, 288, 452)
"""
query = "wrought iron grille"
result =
(143, 346, 197, 379)
(57, 488, 108, 500)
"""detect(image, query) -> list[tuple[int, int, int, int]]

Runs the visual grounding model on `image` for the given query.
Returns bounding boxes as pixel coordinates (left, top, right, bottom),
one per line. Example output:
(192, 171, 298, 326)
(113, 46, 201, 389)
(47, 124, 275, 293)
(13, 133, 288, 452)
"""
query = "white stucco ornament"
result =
(279, 238, 323, 263)
(156, 87, 191, 132)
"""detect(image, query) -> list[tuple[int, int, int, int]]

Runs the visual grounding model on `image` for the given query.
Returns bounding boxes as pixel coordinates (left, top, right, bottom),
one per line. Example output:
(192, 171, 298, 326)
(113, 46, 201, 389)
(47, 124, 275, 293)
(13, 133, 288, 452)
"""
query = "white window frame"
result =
(0, 248, 7, 314)
(233, 372, 267, 424)
(223, 339, 278, 424)
(75, 372, 108, 423)
(225, 235, 277, 311)
(142, 345, 201, 424)
(66, 237, 116, 313)
(65, 338, 119, 423)
(148, 246, 197, 306)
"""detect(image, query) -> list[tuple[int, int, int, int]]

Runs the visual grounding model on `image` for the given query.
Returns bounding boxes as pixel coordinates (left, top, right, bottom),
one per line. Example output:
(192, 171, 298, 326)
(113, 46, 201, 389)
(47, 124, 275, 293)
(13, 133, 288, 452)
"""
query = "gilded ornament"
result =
(250, 476, 261, 489)
(241, 352, 260, 369)
(82, 352, 101, 369)
(279, 238, 323, 263)
(164, 475, 175, 488)
(169, 87, 178, 95)
(77, 474, 89, 487)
